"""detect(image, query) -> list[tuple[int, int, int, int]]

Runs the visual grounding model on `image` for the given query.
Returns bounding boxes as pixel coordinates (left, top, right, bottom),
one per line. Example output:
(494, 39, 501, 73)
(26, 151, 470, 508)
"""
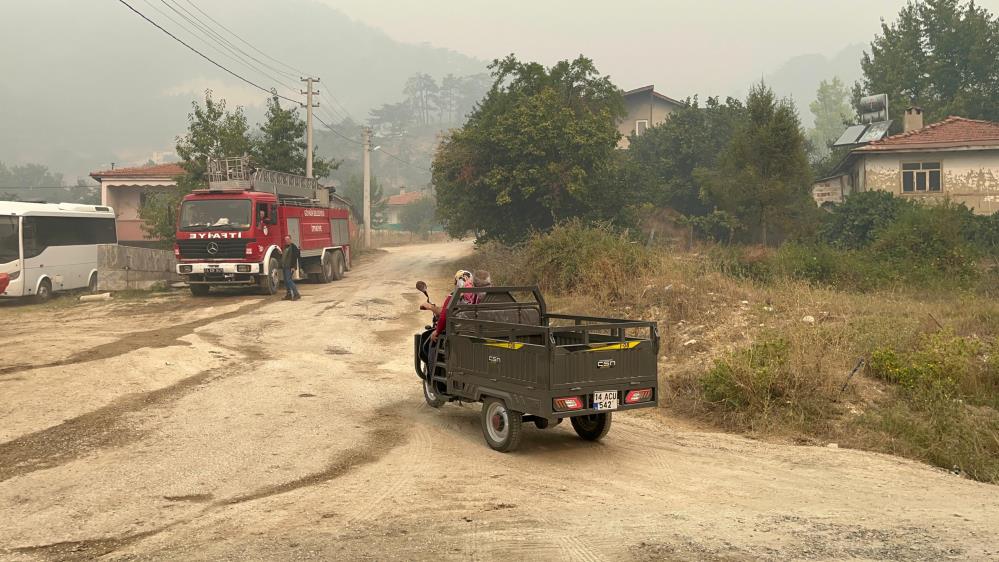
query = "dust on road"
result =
(0, 241, 996, 561)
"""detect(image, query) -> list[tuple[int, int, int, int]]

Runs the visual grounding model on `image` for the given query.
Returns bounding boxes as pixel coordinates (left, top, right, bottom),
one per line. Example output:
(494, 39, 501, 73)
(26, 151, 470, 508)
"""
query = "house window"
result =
(635, 120, 649, 136)
(901, 162, 941, 193)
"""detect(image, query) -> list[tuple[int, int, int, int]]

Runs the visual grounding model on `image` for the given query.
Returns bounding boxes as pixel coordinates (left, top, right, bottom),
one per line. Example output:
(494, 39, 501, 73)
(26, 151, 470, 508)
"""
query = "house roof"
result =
(855, 116, 999, 152)
(622, 85, 685, 107)
(90, 162, 185, 180)
(385, 191, 425, 206)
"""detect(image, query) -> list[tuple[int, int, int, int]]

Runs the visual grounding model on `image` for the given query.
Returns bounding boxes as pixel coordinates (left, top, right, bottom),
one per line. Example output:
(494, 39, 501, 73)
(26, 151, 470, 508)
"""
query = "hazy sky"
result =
(320, 0, 999, 97)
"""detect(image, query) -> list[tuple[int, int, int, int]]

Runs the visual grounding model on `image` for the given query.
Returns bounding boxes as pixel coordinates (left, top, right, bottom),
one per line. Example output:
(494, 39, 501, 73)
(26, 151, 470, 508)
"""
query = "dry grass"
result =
(467, 228, 999, 483)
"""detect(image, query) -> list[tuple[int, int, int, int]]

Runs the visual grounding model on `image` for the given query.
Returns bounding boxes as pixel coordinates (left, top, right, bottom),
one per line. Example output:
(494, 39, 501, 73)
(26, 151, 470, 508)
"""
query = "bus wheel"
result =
(190, 284, 210, 297)
(332, 251, 345, 281)
(88, 272, 98, 293)
(259, 257, 280, 295)
(35, 279, 52, 303)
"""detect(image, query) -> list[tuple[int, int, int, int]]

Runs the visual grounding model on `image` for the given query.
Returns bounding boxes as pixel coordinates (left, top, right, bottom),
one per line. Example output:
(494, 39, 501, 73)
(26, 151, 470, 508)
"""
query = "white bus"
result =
(0, 202, 117, 300)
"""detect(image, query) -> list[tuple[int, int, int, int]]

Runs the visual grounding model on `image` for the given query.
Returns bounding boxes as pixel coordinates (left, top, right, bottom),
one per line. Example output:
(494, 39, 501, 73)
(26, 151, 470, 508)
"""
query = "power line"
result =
(377, 148, 428, 171)
(314, 114, 363, 145)
(159, 0, 301, 91)
(142, 0, 300, 97)
(118, 0, 299, 105)
(183, 0, 309, 78)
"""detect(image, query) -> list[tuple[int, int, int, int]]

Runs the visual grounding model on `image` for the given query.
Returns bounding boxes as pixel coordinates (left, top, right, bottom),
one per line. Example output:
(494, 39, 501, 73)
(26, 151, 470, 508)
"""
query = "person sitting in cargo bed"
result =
(429, 270, 470, 342)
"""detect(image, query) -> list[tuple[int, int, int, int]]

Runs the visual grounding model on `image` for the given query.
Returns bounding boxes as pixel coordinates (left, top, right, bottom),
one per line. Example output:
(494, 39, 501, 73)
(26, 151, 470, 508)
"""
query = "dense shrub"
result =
(863, 331, 999, 482)
(819, 190, 913, 249)
(520, 220, 651, 296)
(700, 337, 838, 430)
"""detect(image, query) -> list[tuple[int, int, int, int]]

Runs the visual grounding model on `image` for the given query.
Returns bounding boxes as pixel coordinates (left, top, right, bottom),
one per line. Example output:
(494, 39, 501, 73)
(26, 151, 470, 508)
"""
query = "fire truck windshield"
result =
(179, 199, 252, 231)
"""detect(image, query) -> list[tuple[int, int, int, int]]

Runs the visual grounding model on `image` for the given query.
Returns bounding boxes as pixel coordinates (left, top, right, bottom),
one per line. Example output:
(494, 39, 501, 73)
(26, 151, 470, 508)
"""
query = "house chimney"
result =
(398, 186, 406, 194)
(903, 106, 924, 133)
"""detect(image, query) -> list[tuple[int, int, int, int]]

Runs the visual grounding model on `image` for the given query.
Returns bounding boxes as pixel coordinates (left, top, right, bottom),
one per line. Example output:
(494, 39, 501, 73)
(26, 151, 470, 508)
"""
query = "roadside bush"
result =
(819, 190, 913, 250)
(521, 220, 651, 297)
(862, 331, 999, 482)
(699, 336, 839, 431)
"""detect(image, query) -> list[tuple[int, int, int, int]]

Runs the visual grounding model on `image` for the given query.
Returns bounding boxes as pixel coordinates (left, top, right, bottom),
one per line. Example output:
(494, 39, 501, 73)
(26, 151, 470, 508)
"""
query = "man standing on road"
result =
(281, 235, 301, 301)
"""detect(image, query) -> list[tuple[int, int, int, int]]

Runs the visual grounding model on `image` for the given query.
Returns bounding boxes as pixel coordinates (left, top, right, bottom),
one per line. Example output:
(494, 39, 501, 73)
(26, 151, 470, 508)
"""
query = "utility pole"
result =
(300, 77, 320, 178)
(362, 126, 372, 248)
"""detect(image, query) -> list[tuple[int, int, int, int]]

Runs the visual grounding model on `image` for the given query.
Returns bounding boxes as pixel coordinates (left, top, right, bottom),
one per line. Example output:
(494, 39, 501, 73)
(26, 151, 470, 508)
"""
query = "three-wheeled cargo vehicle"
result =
(414, 285, 659, 452)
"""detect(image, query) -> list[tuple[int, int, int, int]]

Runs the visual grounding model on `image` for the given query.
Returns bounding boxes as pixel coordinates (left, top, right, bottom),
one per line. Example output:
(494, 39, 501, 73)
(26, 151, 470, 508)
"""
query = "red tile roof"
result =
(90, 162, 186, 179)
(385, 191, 425, 206)
(856, 116, 999, 151)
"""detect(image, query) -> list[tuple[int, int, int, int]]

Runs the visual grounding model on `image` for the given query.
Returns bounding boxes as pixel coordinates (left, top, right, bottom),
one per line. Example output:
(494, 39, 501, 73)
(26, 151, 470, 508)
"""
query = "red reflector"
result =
(553, 396, 584, 411)
(625, 388, 653, 404)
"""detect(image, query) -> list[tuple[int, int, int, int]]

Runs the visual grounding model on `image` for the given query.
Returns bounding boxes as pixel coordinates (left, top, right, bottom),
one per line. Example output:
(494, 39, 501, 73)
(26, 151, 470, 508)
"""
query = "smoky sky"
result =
(3, 0, 998, 180)
(321, 0, 999, 96)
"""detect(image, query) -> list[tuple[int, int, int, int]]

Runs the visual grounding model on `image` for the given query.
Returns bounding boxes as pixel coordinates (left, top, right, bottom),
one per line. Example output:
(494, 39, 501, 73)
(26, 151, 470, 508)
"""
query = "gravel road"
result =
(1, 241, 996, 561)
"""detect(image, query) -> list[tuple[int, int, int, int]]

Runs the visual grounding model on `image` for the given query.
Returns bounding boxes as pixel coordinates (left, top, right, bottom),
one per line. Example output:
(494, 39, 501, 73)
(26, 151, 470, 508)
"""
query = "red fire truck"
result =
(174, 157, 353, 296)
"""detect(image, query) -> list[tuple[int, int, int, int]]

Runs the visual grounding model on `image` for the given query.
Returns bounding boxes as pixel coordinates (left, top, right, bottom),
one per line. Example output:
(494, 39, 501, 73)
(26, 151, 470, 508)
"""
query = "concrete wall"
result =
(856, 149, 999, 214)
(97, 244, 179, 291)
(812, 175, 851, 206)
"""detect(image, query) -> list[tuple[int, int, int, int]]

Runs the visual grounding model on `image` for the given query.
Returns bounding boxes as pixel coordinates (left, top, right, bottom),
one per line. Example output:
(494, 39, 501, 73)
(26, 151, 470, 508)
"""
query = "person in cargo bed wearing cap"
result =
(423, 270, 471, 343)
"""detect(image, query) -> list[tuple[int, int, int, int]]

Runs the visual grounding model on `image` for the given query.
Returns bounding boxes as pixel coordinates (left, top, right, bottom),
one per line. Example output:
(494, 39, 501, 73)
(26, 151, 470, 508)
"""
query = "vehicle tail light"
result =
(625, 388, 653, 404)
(553, 396, 584, 412)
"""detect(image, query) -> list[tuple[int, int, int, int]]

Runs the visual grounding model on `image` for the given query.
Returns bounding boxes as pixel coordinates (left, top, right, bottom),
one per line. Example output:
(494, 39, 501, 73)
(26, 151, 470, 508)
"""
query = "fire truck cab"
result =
(174, 157, 352, 296)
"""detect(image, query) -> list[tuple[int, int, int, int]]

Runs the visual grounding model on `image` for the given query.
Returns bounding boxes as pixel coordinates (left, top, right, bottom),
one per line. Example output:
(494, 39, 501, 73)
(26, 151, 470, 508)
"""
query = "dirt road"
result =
(1, 241, 996, 561)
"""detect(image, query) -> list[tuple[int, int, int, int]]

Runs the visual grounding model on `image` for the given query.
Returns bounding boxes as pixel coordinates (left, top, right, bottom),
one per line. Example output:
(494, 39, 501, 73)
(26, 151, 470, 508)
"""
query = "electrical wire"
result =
(143, 0, 301, 97)
(158, 0, 301, 92)
(183, 0, 309, 78)
(118, 0, 299, 105)
(314, 114, 363, 145)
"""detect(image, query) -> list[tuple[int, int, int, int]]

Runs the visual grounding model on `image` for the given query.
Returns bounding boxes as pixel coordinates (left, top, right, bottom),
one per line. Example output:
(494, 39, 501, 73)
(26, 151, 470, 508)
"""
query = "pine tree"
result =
(701, 83, 813, 245)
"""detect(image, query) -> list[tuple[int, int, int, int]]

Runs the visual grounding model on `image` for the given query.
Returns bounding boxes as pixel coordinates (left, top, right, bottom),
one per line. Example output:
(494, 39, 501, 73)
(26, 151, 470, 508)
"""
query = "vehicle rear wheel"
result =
(332, 251, 345, 281)
(570, 413, 612, 441)
(422, 378, 446, 408)
(259, 257, 280, 295)
(189, 284, 210, 297)
(481, 398, 523, 453)
(318, 252, 334, 283)
(87, 272, 98, 293)
(34, 279, 52, 303)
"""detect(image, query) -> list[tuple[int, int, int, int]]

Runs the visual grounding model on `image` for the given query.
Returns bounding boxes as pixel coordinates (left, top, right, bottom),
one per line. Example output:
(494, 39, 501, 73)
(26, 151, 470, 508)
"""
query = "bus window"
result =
(0, 216, 17, 264)
(22, 218, 42, 259)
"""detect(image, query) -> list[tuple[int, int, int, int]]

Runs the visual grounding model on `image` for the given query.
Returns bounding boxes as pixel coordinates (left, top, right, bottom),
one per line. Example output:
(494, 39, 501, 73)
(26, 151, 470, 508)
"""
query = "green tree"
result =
(433, 55, 625, 243)
(0, 161, 98, 204)
(626, 96, 746, 215)
(700, 82, 814, 245)
(808, 78, 855, 161)
(253, 94, 335, 178)
(399, 195, 437, 238)
(856, 0, 999, 123)
(339, 174, 387, 227)
(139, 90, 251, 243)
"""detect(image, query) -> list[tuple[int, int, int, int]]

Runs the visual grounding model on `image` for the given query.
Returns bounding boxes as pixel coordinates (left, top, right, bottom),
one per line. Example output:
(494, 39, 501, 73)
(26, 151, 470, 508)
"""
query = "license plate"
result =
(593, 390, 618, 411)
(204, 267, 223, 274)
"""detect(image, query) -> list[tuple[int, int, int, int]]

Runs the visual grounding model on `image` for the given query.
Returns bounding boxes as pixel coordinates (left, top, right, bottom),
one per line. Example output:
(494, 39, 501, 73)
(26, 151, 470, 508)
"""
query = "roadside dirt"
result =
(1, 241, 997, 561)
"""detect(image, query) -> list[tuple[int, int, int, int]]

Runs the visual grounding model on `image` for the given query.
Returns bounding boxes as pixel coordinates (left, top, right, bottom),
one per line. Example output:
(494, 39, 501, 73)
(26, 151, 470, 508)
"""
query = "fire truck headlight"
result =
(236, 264, 252, 273)
(179, 265, 193, 274)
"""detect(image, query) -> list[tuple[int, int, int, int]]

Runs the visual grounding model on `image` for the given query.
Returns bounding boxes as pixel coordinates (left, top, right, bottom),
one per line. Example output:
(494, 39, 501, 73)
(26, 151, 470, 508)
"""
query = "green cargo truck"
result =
(414, 286, 659, 452)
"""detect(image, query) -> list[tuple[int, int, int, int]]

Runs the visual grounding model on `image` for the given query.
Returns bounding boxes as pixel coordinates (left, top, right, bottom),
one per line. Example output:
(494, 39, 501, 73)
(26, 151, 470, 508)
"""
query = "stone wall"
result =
(97, 244, 179, 291)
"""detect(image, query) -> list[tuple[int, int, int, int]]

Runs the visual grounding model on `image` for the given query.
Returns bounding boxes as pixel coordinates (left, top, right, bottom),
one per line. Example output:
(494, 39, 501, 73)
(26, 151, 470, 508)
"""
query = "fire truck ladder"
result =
(207, 156, 321, 201)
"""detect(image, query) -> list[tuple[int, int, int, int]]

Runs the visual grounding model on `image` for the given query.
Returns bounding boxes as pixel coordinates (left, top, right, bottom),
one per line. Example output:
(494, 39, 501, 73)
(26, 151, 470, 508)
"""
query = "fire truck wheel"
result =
(259, 257, 280, 295)
(318, 252, 334, 283)
(189, 284, 210, 297)
(332, 251, 345, 281)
